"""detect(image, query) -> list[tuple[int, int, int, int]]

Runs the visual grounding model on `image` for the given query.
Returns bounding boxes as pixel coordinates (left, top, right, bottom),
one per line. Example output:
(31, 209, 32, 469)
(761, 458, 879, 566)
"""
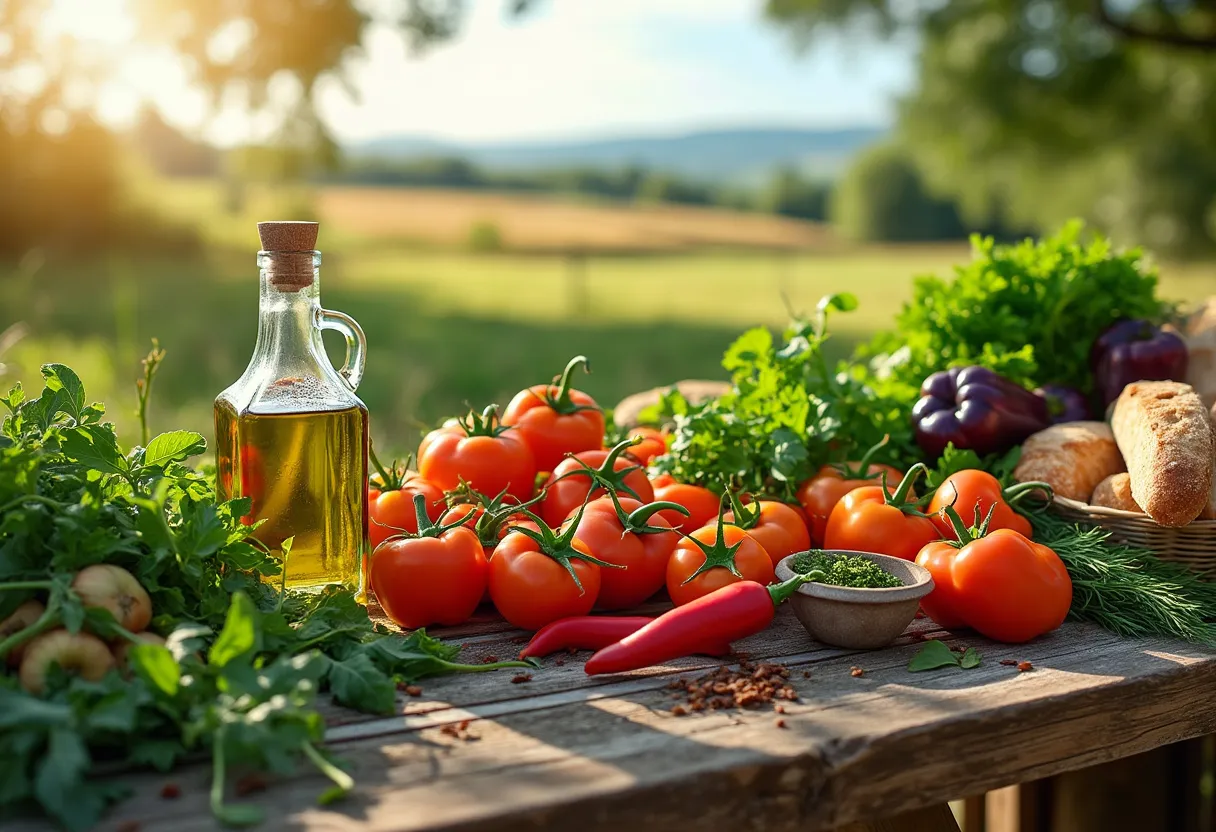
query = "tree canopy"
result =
(765, 0, 1216, 254)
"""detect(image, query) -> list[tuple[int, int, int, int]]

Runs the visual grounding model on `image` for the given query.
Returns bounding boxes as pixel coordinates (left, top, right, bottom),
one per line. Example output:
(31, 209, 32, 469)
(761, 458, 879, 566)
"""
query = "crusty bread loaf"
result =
(1014, 421, 1125, 502)
(1111, 381, 1214, 527)
(1090, 473, 1142, 513)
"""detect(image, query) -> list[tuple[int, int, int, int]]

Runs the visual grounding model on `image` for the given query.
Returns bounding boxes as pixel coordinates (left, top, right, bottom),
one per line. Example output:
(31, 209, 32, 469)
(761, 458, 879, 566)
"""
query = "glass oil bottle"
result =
(214, 221, 369, 593)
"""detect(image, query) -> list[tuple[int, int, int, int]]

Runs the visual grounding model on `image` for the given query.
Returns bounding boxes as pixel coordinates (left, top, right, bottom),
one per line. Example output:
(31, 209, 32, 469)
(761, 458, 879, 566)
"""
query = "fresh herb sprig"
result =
(1031, 511, 1216, 645)
(0, 357, 532, 830)
(648, 294, 916, 498)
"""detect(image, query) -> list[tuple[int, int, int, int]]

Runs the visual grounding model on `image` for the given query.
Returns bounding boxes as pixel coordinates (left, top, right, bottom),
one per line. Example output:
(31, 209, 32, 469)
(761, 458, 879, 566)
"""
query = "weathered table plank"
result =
(11, 611, 1216, 832)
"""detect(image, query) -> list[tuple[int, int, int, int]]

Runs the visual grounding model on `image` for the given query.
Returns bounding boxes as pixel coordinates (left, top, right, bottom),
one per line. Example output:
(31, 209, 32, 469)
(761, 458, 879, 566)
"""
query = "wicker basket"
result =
(1051, 496, 1216, 578)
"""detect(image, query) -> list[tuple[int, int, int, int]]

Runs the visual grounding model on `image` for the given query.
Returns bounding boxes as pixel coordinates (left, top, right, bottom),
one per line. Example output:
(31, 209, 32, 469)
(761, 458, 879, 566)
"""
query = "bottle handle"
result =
(318, 308, 366, 391)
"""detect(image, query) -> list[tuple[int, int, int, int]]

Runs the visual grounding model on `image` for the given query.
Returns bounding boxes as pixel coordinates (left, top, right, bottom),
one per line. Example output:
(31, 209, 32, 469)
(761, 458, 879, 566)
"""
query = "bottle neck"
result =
(253, 250, 325, 364)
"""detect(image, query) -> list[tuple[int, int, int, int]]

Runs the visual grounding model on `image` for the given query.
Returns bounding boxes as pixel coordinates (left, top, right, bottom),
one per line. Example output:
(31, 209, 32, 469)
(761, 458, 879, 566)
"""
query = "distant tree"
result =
(831, 143, 966, 242)
(764, 0, 1216, 254)
(636, 173, 715, 206)
(760, 167, 831, 221)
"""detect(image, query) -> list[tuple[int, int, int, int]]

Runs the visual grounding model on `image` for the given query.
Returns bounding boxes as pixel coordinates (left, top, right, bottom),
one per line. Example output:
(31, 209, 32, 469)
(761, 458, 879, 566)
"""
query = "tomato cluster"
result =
(364, 356, 826, 633)
(365, 360, 1069, 646)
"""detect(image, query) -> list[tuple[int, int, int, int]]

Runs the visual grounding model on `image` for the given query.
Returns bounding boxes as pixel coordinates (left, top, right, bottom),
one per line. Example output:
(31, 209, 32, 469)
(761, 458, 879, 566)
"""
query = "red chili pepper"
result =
(583, 572, 821, 675)
(521, 615, 730, 660)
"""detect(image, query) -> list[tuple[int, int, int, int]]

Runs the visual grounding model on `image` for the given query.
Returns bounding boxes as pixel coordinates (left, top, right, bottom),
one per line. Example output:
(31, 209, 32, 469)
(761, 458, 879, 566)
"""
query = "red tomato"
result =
(569, 496, 679, 610)
(932, 530, 1072, 643)
(368, 476, 445, 551)
(501, 356, 605, 473)
(796, 456, 906, 546)
(927, 470, 1035, 540)
(490, 529, 602, 630)
(539, 441, 655, 527)
(666, 519, 774, 607)
(724, 499, 811, 567)
(823, 465, 938, 561)
(370, 524, 487, 629)
(418, 407, 537, 503)
(623, 426, 667, 465)
(651, 477, 720, 533)
(913, 540, 970, 629)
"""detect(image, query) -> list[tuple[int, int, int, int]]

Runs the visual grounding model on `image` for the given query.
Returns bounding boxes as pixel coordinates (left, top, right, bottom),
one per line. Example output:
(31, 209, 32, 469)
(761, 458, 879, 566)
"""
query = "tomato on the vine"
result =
(823, 463, 939, 561)
(569, 494, 687, 610)
(796, 437, 905, 546)
(666, 508, 774, 607)
(369, 494, 487, 629)
(489, 508, 615, 630)
(419, 405, 537, 503)
(651, 474, 720, 533)
(723, 494, 811, 567)
(623, 426, 667, 465)
(368, 449, 445, 550)
(916, 506, 1071, 642)
(927, 470, 1047, 540)
(502, 355, 605, 473)
(539, 437, 655, 527)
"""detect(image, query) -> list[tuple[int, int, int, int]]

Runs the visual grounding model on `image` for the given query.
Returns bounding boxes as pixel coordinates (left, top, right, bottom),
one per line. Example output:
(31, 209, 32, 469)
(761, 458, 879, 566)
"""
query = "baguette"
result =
(1090, 473, 1142, 513)
(1110, 381, 1214, 527)
(1014, 421, 1125, 503)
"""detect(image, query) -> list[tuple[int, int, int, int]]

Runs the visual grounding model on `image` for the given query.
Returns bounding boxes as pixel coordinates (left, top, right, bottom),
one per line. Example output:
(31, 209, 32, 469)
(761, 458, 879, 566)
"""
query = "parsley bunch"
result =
(861, 220, 1170, 401)
(0, 360, 532, 830)
(649, 294, 916, 498)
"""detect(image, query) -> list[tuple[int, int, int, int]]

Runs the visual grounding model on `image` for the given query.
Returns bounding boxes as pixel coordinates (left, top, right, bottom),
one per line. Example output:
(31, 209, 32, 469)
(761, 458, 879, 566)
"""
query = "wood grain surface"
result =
(10, 610, 1216, 832)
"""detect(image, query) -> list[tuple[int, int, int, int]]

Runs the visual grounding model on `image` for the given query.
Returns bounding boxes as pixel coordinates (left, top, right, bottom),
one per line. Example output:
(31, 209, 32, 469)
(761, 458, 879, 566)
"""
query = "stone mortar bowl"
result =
(774, 551, 935, 650)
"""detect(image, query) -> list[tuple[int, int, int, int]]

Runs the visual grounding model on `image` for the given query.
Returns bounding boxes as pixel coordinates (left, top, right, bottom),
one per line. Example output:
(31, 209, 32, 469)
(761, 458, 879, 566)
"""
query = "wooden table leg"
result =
(836, 803, 961, 832)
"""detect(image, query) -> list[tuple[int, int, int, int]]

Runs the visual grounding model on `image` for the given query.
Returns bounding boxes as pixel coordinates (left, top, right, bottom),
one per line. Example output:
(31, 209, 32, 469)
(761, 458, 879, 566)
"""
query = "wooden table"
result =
(31, 607, 1216, 832)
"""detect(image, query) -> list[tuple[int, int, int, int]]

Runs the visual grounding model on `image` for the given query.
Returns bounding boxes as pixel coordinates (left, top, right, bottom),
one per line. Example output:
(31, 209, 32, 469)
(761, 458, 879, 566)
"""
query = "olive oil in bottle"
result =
(214, 222, 370, 593)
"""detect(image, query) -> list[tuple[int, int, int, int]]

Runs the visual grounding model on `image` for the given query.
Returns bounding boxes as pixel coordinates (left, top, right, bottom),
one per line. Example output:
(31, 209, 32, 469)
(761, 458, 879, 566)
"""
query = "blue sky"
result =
(313, 0, 917, 144)
(46, 0, 916, 146)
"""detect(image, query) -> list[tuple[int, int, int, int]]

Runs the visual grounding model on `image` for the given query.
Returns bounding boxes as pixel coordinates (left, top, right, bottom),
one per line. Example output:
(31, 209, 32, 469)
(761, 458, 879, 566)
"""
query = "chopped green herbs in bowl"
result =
(775, 551, 934, 650)
(791, 551, 903, 589)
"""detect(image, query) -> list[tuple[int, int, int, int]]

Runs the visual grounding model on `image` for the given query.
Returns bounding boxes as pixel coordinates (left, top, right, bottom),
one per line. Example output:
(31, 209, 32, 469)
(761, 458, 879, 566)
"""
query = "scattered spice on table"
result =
(774, 704, 786, 714)
(482, 655, 499, 663)
(850, 666, 865, 677)
(666, 661, 796, 713)
(511, 673, 534, 684)
(116, 822, 141, 832)
(1018, 661, 1034, 672)
(1000, 659, 1018, 667)
(235, 774, 268, 796)
(404, 685, 423, 697)
(160, 783, 181, 800)
(791, 552, 903, 589)
(440, 720, 480, 742)
(555, 659, 566, 666)
(775, 718, 787, 729)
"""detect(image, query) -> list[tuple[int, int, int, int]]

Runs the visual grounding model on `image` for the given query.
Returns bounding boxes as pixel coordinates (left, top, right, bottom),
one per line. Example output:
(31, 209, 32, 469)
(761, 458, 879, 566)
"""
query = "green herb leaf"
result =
(41, 364, 85, 423)
(209, 592, 260, 668)
(908, 640, 962, 672)
(59, 425, 127, 478)
(130, 644, 181, 697)
(325, 652, 397, 715)
(959, 647, 982, 669)
(142, 430, 206, 468)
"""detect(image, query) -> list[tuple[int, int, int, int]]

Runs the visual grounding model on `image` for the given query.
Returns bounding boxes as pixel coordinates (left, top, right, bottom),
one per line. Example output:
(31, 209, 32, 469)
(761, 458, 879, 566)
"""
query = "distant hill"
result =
(347, 126, 887, 183)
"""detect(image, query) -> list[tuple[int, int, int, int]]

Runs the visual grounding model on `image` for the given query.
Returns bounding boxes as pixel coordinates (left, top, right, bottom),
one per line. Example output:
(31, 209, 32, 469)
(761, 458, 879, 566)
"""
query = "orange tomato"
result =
(623, 426, 667, 465)
(823, 464, 938, 561)
(724, 499, 811, 567)
(490, 529, 603, 631)
(569, 496, 680, 610)
(418, 406, 537, 503)
(666, 519, 774, 607)
(501, 356, 605, 473)
(651, 476, 720, 533)
(539, 440, 655, 527)
(927, 470, 1036, 540)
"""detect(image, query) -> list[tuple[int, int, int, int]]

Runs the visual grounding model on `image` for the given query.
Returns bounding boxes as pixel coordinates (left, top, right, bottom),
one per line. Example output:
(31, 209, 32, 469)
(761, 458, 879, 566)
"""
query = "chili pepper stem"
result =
(767, 570, 827, 606)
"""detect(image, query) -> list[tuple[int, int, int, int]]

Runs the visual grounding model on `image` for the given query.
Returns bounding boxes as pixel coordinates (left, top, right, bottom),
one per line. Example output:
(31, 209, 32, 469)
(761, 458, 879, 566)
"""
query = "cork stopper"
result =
(257, 221, 318, 292)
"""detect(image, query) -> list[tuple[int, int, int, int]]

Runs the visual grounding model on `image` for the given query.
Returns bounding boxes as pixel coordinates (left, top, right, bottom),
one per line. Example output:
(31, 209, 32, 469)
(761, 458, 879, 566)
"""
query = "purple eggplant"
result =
(1090, 319, 1188, 407)
(1036, 384, 1091, 424)
(913, 366, 1050, 459)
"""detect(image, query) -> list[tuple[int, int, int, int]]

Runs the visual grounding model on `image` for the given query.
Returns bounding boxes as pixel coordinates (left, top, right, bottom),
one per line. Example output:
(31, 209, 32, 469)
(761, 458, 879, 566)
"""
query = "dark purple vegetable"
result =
(1035, 384, 1091, 424)
(913, 366, 1051, 459)
(1089, 319, 1188, 407)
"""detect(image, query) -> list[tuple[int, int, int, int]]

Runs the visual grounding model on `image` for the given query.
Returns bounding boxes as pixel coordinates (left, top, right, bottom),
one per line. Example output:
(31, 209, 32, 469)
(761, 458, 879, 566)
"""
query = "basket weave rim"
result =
(1052, 495, 1216, 528)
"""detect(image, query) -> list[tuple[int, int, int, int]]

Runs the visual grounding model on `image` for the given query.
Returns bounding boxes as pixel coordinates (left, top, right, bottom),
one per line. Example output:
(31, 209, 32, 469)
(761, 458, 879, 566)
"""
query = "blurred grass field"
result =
(2, 178, 1213, 458)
